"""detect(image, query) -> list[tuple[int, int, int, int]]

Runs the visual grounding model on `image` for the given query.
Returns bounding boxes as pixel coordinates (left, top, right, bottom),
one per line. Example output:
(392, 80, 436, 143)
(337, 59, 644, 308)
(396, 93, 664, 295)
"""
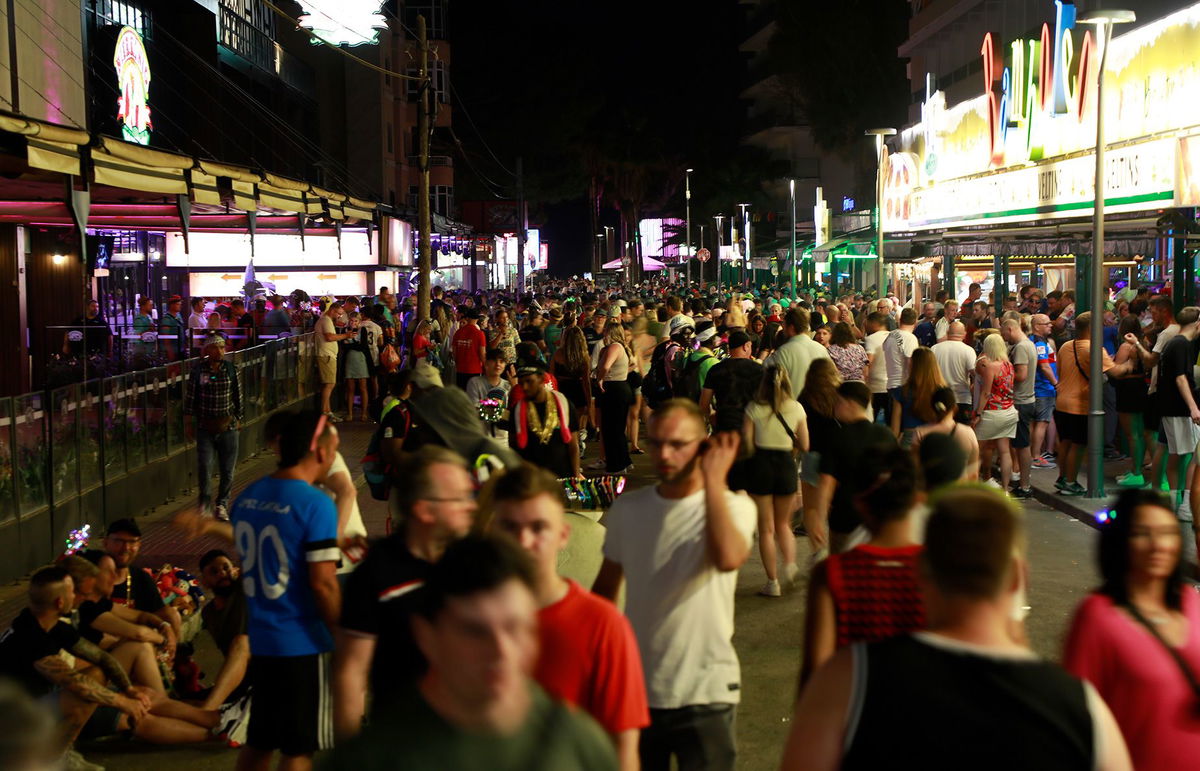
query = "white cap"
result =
(667, 314, 695, 336)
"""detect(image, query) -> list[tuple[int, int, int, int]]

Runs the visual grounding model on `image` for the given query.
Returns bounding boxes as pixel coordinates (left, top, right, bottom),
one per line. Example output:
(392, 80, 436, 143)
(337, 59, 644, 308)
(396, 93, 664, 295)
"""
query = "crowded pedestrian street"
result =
(4, 1, 1200, 770)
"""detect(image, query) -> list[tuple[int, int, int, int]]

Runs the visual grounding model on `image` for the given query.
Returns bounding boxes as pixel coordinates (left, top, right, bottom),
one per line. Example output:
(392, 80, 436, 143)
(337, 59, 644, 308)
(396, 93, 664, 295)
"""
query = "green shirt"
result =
(544, 324, 563, 355)
(323, 684, 616, 771)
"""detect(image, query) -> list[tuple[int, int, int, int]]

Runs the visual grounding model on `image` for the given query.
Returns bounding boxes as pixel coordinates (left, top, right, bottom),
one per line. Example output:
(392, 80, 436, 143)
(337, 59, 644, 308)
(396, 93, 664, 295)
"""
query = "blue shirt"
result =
(231, 475, 340, 657)
(1032, 335, 1057, 398)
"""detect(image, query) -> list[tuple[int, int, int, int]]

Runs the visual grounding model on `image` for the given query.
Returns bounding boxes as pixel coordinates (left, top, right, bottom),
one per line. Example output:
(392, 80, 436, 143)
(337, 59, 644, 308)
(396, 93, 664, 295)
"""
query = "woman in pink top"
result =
(1064, 488, 1200, 771)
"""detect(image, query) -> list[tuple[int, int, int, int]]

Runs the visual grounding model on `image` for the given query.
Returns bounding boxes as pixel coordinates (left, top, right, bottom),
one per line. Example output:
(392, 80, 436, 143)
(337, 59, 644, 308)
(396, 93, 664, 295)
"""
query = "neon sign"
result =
(297, 1, 388, 47)
(113, 26, 151, 145)
(983, 0, 1095, 168)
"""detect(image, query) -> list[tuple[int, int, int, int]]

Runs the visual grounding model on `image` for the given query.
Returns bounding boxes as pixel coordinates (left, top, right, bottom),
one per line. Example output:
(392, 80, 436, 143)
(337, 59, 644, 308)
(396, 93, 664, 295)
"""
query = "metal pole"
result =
(875, 134, 885, 297)
(790, 179, 797, 302)
(516, 157, 526, 294)
(698, 224, 706, 288)
(415, 14, 432, 322)
(1087, 22, 1114, 498)
(715, 215, 725, 299)
(685, 169, 693, 288)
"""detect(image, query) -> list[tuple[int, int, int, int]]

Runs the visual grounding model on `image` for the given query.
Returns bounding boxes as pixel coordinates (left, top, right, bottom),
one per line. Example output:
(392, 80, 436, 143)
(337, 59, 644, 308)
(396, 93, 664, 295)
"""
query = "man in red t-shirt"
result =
(452, 308, 487, 390)
(489, 464, 648, 771)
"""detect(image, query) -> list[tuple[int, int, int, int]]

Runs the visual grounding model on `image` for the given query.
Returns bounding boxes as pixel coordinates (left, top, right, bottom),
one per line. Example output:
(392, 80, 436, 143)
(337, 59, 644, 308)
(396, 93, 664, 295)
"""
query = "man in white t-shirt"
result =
(935, 300, 958, 342)
(862, 312, 892, 423)
(933, 321, 977, 422)
(884, 307, 920, 432)
(768, 308, 831, 399)
(594, 400, 756, 771)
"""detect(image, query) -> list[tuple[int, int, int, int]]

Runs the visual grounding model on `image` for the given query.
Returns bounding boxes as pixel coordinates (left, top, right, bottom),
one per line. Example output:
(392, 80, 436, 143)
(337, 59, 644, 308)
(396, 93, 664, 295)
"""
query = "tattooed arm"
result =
(33, 654, 123, 706)
(68, 636, 134, 693)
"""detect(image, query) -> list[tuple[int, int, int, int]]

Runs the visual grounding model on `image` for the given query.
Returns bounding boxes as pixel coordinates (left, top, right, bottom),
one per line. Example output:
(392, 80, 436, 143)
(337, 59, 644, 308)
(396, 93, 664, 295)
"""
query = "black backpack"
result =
(674, 351, 714, 402)
(643, 341, 685, 408)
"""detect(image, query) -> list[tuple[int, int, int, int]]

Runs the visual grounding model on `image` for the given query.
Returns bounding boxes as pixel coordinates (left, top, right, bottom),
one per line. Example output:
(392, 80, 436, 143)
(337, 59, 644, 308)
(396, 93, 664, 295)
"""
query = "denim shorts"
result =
(1033, 395, 1056, 422)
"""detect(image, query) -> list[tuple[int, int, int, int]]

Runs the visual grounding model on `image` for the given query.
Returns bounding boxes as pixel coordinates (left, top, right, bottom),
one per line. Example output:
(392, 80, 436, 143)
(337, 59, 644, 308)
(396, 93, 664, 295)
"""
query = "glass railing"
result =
(0, 333, 315, 525)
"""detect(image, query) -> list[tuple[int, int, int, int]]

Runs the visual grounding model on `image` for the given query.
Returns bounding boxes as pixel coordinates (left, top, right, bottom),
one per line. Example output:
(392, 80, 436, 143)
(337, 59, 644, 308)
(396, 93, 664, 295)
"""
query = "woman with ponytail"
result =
(799, 445, 926, 687)
(911, 385, 980, 482)
(743, 365, 809, 597)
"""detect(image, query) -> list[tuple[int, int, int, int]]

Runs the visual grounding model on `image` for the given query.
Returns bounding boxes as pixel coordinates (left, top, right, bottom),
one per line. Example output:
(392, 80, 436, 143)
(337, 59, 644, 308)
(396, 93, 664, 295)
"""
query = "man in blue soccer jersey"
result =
(231, 409, 341, 771)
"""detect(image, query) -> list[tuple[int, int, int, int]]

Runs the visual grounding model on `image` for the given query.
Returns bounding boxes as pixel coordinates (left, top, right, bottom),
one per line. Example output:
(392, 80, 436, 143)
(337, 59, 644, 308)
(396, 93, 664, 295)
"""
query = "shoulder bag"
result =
(1124, 603, 1200, 713)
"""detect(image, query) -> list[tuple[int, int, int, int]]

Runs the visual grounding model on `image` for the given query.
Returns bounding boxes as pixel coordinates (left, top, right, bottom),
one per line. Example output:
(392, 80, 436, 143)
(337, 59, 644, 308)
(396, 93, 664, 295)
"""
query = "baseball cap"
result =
(728, 330, 751, 349)
(616, 299, 628, 308)
(106, 518, 141, 538)
(667, 314, 695, 337)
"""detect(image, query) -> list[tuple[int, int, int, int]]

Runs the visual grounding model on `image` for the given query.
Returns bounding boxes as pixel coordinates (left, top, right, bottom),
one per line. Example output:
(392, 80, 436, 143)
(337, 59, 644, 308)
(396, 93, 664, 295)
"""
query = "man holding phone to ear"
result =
(593, 399, 756, 771)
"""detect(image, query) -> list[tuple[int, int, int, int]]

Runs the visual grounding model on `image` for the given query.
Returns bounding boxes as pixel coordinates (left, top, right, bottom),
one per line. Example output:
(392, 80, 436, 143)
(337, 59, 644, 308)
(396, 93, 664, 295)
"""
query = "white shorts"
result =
(1160, 416, 1200, 456)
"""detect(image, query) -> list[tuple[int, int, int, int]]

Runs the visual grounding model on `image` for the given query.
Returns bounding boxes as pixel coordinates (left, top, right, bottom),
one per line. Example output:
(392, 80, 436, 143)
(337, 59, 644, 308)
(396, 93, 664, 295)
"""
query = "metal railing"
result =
(0, 334, 317, 528)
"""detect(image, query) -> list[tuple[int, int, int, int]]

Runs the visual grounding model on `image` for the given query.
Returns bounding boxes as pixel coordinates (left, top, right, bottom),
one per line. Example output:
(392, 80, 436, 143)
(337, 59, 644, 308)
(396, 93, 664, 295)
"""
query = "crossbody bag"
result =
(1124, 603, 1200, 713)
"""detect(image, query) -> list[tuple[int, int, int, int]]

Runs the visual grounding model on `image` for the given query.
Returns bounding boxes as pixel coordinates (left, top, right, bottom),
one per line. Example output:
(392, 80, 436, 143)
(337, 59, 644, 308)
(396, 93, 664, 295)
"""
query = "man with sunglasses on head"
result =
(594, 399, 756, 771)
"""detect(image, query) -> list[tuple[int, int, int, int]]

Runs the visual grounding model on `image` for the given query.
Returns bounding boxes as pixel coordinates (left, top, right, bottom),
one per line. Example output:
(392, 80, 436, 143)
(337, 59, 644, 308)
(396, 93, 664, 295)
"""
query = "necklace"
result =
(526, 398, 559, 445)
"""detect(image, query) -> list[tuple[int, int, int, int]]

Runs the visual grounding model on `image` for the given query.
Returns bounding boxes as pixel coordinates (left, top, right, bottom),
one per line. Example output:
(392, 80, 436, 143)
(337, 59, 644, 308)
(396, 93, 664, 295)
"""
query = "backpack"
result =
(674, 351, 715, 402)
(643, 341, 686, 408)
(360, 399, 409, 501)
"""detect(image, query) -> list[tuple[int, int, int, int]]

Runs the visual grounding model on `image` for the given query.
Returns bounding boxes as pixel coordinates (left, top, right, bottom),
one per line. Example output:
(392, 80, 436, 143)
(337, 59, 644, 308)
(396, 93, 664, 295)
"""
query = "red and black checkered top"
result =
(823, 544, 926, 648)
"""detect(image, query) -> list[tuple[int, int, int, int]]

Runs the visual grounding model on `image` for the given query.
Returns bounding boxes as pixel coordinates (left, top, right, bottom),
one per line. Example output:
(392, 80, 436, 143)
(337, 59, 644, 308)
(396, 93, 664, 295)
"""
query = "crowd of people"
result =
(3, 277, 1200, 770)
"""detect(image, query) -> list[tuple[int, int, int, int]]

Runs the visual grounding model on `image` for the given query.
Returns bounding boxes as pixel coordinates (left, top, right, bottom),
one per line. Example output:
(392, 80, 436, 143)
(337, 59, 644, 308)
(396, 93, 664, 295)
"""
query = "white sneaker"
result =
(214, 504, 229, 521)
(586, 459, 607, 471)
(1179, 494, 1194, 524)
(758, 579, 782, 597)
(63, 748, 104, 771)
(1011, 472, 1022, 482)
(215, 690, 251, 739)
(984, 478, 1003, 489)
(784, 562, 801, 584)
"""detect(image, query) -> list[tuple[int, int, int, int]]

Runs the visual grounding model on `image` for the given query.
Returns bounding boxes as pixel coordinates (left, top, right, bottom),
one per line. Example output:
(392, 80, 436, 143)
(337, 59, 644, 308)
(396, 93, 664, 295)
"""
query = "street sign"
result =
(696, 248, 711, 263)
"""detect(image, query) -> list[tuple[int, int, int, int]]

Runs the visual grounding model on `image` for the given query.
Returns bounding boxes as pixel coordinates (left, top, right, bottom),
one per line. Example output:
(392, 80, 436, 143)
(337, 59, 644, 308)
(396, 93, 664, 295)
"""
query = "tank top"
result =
(601, 343, 629, 382)
(985, 360, 1014, 410)
(843, 634, 1094, 771)
(822, 544, 925, 647)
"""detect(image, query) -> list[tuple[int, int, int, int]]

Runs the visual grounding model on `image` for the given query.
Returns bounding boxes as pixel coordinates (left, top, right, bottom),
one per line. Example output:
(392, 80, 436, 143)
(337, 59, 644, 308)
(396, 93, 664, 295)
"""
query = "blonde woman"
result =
(744, 366, 809, 596)
(973, 331, 1018, 489)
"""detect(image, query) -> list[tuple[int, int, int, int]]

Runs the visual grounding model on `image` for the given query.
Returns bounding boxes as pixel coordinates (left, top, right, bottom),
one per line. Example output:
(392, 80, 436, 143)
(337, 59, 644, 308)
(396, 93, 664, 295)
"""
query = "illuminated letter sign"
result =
(297, 1, 387, 46)
(980, 33, 1005, 167)
(113, 26, 151, 145)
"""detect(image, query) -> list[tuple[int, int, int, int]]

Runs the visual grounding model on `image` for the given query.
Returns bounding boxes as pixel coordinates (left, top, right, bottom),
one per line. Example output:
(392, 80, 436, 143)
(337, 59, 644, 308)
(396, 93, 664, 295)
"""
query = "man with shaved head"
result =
(932, 321, 977, 423)
(1030, 313, 1059, 469)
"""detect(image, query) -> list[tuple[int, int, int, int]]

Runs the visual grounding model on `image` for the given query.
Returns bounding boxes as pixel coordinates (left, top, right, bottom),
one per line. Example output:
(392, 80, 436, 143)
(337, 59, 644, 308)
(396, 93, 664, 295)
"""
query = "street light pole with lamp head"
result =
(685, 168, 693, 288)
(790, 179, 797, 302)
(737, 203, 750, 291)
(1080, 8, 1136, 498)
(714, 214, 726, 298)
(865, 128, 896, 299)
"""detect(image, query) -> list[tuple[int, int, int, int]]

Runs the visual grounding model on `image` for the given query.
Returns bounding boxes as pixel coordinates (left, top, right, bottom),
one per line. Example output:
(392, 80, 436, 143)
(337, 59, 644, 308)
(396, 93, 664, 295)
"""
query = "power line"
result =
(447, 75, 515, 178)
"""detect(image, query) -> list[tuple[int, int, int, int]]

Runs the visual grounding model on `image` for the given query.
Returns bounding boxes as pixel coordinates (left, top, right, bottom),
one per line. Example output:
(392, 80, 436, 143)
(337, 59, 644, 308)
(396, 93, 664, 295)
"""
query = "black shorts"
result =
(247, 653, 333, 756)
(1144, 397, 1162, 432)
(1054, 410, 1089, 445)
(743, 449, 799, 496)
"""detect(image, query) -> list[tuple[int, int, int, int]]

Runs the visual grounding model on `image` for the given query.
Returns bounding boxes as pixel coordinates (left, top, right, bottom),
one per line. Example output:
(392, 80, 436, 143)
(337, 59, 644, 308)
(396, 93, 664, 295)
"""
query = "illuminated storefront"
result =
(884, 0, 1200, 304)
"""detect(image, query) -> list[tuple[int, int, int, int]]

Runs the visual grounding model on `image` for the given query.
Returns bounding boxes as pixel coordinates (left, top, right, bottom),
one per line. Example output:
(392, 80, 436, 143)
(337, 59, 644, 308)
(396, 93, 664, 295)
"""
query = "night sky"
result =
(450, 1, 748, 277)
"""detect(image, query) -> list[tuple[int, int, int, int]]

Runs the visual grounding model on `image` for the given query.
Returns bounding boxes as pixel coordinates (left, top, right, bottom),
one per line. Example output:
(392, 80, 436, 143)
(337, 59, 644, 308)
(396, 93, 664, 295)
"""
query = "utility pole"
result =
(415, 13, 432, 323)
(698, 224, 706, 288)
(516, 156, 526, 294)
(685, 168, 693, 287)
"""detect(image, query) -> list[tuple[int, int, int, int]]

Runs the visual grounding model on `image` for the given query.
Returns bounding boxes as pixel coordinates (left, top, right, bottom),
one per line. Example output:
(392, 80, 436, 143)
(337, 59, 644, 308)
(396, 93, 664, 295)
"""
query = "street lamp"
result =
(865, 128, 896, 298)
(737, 203, 750, 291)
(1080, 8, 1136, 498)
(685, 168, 693, 287)
(596, 232, 605, 273)
(789, 179, 797, 302)
(714, 214, 726, 298)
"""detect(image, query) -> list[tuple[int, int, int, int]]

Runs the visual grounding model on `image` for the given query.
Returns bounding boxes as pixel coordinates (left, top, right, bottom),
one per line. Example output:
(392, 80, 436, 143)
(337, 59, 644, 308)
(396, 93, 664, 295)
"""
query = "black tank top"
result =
(843, 634, 1094, 771)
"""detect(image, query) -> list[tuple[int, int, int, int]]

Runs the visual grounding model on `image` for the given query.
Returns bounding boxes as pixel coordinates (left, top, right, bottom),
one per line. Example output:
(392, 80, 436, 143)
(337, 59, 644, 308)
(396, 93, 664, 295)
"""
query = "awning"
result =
(0, 114, 91, 176)
(812, 229, 876, 261)
(91, 136, 191, 195)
